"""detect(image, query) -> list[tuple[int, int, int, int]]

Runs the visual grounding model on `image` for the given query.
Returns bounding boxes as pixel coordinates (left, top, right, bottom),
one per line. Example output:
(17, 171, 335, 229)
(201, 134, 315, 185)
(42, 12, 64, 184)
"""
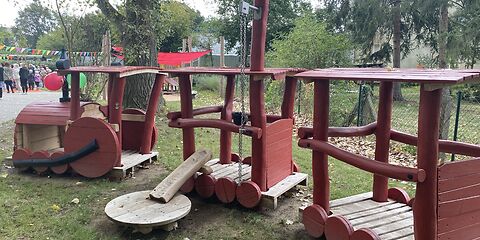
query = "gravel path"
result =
(0, 91, 60, 123)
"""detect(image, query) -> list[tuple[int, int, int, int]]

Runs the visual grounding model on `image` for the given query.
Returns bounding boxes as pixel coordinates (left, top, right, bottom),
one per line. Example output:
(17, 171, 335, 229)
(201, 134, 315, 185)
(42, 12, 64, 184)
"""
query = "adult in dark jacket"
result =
(0, 63, 4, 99)
(19, 64, 29, 94)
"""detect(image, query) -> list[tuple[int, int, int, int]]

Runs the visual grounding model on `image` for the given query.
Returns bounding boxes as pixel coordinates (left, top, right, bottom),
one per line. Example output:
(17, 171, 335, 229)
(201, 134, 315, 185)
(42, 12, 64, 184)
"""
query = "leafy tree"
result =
(157, 1, 203, 52)
(214, 0, 312, 52)
(320, 0, 425, 100)
(36, 28, 65, 50)
(267, 16, 352, 69)
(14, 2, 56, 47)
(0, 27, 16, 46)
(96, 0, 160, 109)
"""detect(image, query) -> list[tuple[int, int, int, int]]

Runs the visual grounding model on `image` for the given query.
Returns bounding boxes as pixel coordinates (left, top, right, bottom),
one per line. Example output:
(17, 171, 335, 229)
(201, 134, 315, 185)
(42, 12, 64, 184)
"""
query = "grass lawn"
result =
(1, 90, 415, 240)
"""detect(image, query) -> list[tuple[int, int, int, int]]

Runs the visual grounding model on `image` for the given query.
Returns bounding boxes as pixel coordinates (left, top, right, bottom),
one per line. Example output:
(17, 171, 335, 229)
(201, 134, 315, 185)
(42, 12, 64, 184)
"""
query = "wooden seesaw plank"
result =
(149, 149, 212, 203)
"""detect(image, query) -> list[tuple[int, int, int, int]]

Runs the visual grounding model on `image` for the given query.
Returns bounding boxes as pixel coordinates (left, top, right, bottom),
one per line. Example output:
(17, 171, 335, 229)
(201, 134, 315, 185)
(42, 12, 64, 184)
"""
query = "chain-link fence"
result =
(263, 80, 480, 162)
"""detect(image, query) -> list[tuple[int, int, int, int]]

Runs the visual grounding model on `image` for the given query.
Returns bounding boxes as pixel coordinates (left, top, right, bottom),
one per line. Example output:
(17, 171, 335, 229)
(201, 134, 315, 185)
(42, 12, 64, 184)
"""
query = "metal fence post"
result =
(356, 84, 364, 127)
(451, 91, 463, 162)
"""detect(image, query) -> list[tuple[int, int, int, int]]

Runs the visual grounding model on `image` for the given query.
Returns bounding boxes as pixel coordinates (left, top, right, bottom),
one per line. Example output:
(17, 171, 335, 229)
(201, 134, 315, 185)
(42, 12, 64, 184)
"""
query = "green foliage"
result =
(267, 16, 352, 69)
(214, 0, 313, 53)
(157, 1, 203, 52)
(36, 29, 65, 50)
(0, 26, 16, 46)
(194, 75, 221, 92)
(13, 2, 56, 47)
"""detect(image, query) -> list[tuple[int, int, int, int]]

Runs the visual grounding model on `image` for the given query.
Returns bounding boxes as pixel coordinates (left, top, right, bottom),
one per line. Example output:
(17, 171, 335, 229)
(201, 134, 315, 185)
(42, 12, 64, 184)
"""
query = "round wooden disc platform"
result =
(105, 191, 191, 233)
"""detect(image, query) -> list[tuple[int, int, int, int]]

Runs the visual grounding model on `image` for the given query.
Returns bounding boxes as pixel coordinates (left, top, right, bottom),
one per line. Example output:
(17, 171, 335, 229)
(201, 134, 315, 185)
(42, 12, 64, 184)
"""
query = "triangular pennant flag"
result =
(46, 50, 51, 55)
(42, 50, 47, 55)
(9, 47, 14, 51)
(31, 49, 36, 54)
(0, 45, 5, 51)
(16, 47, 22, 52)
(36, 49, 42, 54)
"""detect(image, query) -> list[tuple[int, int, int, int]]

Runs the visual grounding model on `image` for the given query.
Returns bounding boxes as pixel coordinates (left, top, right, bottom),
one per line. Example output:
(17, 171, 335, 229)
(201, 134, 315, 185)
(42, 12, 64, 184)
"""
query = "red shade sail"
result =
(157, 50, 211, 66)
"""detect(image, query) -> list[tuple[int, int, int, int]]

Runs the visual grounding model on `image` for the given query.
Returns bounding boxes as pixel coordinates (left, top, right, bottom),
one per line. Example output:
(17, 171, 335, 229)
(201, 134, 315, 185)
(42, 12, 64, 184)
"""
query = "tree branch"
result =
(95, 0, 125, 32)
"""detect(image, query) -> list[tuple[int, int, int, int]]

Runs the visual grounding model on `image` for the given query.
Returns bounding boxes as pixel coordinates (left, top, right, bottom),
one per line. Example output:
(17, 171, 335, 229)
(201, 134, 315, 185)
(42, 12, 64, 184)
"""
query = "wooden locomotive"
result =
(12, 67, 165, 179)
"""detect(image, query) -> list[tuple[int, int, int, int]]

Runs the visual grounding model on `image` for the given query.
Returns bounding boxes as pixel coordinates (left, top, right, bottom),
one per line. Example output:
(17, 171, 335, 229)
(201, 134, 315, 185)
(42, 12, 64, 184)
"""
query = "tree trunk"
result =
(438, 2, 452, 162)
(392, 0, 404, 101)
(96, 0, 163, 110)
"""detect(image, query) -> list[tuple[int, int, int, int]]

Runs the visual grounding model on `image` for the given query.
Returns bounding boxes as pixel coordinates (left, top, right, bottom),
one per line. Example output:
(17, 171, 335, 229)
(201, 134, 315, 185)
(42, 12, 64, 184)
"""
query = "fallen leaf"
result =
(71, 198, 80, 204)
(284, 219, 294, 225)
(51, 204, 61, 212)
(0, 173, 8, 178)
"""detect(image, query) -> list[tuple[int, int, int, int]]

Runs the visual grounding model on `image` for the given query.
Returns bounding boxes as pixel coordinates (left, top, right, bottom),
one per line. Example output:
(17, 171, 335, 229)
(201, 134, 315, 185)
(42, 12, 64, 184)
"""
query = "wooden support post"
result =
(179, 74, 195, 160)
(281, 76, 297, 119)
(140, 74, 166, 154)
(313, 80, 330, 212)
(248, 0, 270, 191)
(219, 75, 235, 164)
(250, 78, 267, 191)
(70, 72, 81, 120)
(219, 36, 226, 97)
(107, 74, 114, 113)
(372, 82, 393, 202)
(109, 77, 126, 157)
(414, 85, 442, 240)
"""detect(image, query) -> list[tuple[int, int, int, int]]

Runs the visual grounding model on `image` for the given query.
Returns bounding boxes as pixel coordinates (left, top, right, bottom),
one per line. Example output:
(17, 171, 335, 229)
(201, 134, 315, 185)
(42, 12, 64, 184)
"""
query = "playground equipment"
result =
(295, 68, 480, 240)
(12, 66, 165, 179)
(156, 0, 306, 209)
(105, 149, 212, 234)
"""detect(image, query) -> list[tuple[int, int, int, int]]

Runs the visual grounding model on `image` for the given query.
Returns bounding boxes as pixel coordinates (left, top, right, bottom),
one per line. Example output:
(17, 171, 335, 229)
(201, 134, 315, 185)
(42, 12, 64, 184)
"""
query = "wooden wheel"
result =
(105, 191, 191, 233)
(12, 148, 32, 172)
(195, 174, 216, 198)
(303, 204, 328, 238)
(351, 228, 380, 240)
(50, 151, 69, 174)
(31, 151, 50, 174)
(325, 216, 354, 240)
(215, 177, 237, 204)
(64, 117, 120, 178)
(236, 181, 261, 208)
(388, 187, 410, 204)
(180, 175, 196, 193)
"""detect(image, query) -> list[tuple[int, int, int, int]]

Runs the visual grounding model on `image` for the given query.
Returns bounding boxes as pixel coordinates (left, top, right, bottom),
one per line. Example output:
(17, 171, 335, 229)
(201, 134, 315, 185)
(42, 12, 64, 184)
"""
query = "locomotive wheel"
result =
(50, 151, 69, 174)
(31, 151, 50, 174)
(64, 117, 120, 178)
(12, 148, 32, 172)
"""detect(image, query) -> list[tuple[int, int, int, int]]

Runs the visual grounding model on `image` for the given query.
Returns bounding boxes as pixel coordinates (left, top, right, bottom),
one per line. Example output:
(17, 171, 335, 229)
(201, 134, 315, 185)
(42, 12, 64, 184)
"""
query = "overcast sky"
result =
(0, 0, 321, 27)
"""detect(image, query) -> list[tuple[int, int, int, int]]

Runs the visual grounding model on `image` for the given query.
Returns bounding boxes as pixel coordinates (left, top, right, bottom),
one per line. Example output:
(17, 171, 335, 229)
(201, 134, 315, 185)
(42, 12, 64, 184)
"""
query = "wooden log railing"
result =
(169, 118, 262, 139)
(298, 139, 426, 183)
(390, 129, 480, 157)
(167, 106, 224, 120)
(298, 122, 377, 139)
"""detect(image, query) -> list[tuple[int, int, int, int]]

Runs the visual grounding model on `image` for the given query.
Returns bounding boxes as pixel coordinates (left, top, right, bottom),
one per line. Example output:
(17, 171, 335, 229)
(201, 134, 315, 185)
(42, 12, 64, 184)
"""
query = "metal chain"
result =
(237, 4, 248, 185)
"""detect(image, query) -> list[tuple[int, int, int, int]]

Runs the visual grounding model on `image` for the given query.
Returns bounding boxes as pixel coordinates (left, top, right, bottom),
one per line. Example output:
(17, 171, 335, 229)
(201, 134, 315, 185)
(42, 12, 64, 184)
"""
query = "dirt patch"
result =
(164, 94, 180, 102)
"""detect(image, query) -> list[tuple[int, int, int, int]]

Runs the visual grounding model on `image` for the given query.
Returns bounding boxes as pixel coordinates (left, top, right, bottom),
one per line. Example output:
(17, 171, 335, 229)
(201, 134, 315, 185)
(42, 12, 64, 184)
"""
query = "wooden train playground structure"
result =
(7, 0, 480, 239)
(11, 66, 166, 179)
(296, 68, 480, 240)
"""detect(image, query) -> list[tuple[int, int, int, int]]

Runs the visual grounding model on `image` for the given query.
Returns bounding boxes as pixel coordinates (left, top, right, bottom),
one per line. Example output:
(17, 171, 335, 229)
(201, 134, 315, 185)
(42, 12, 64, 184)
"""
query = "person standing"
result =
(19, 63, 29, 94)
(4, 62, 14, 93)
(27, 64, 35, 91)
(12, 64, 20, 92)
(0, 63, 4, 99)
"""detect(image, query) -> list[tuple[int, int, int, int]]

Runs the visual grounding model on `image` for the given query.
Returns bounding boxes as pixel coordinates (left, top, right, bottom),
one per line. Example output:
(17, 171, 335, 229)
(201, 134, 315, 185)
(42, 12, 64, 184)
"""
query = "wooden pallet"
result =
(299, 192, 414, 240)
(109, 151, 158, 180)
(206, 159, 308, 209)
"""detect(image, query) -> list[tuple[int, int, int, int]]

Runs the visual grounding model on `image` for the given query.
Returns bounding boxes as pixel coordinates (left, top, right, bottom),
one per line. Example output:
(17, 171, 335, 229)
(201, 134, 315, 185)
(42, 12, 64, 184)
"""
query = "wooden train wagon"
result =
(12, 66, 166, 179)
(295, 68, 480, 240)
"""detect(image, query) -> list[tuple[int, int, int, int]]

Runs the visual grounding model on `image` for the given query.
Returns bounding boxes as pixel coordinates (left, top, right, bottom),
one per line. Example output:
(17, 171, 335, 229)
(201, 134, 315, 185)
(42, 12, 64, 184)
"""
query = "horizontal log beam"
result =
(169, 118, 262, 139)
(390, 130, 480, 157)
(298, 139, 425, 183)
(167, 106, 223, 120)
(298, 122, 377, 139)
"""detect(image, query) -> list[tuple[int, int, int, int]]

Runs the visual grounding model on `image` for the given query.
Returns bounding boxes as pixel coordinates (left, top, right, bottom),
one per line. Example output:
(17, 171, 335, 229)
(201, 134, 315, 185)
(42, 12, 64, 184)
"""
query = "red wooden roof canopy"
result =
(295, 68, 480, 85)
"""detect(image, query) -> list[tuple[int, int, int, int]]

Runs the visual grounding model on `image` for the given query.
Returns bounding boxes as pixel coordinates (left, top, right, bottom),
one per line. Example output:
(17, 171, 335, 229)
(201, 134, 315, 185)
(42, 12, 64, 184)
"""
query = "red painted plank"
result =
(439, 173, 480, 193)
(438, 209, 480, 234)
(438, 195, 480, 218)
(439, 158, 480, 179)
(438, 221, 480, 240)
(439, 182, 480, 202)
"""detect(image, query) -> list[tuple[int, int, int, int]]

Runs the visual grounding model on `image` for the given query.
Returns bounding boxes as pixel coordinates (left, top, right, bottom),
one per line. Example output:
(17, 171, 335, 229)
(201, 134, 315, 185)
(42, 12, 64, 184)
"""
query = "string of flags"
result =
(0, 44, 99, 57)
